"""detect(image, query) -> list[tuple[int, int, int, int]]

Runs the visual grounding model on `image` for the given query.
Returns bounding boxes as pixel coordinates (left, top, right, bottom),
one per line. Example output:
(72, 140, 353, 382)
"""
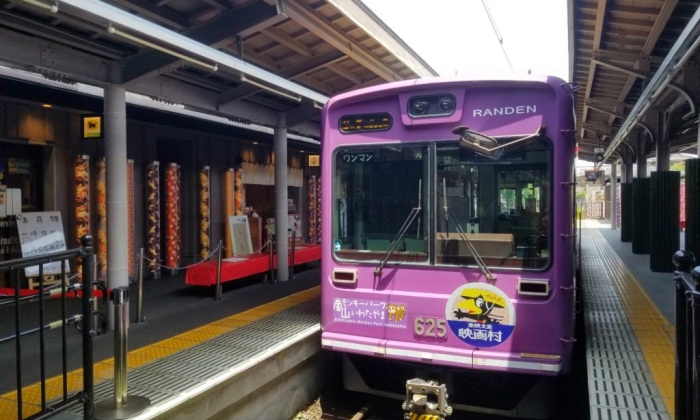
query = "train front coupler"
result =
(402, 378, 453, 420)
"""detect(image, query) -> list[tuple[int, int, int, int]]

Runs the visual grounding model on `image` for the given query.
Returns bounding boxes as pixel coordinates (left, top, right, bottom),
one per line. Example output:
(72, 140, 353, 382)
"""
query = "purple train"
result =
(319, 77, 578, 418)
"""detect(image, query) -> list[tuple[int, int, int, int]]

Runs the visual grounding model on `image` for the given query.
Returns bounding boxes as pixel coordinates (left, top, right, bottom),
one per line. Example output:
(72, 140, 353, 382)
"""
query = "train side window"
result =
(435, 139, 551, 270)
(333, 145, 430, 265)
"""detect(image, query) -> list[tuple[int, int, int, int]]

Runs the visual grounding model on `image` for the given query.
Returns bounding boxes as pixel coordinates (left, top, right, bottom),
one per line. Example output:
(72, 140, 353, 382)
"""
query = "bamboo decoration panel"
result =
(74, 155, 90, 246)
(146, 161, 161, 275)
(234, 168, 244, 215)
(224, 169, 235, 258)
(127, 159, 135, 278)
(165, 163, 181, 269)
(307, 176, 317, 243)
(199, 166, 211, 260)
(96, 158, 107, 281)
(316, 177, 322, 242)
(74, 155, 90, 281)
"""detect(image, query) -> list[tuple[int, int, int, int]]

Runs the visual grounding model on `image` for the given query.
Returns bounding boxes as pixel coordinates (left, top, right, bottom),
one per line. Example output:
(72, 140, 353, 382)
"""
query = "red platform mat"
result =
(185, 244, 320, 287)
(0, 288, 105, 298)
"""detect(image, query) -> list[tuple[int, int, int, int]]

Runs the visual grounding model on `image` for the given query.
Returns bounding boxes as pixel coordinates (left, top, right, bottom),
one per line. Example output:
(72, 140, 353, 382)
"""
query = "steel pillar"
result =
(274, 114, 289, 281)
(637, 133, 647, 178)
(611, 163, 617, 230)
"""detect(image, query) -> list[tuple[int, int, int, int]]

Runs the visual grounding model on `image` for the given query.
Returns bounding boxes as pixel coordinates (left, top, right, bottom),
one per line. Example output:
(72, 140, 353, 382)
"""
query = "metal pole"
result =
(274, 113, 289, 281)
(95, 286, 149, 420)
(675, 275, 688, 420)
(81, 236, 94, 420)
(114, 287, 128, 409)
(268, 232, 275, 284)
(697, 116, 700, 157)
(637, 133, 647, 178)
(135, 248, 144, 323)
(290, 230, 296, 279)
(692, 291, 700, 420)
(611, 163, 617, 230)
(215, 240, 223, 301)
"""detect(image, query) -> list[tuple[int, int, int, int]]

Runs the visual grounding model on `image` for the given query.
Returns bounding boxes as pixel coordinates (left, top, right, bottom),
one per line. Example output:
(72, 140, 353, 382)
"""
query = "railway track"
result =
(292, 385, 530, 420)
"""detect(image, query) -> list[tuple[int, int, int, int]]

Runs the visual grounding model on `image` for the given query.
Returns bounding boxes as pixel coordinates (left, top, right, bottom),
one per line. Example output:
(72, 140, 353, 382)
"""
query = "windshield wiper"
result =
(442, 179, 496, 282)
(374, 180, 422, 276)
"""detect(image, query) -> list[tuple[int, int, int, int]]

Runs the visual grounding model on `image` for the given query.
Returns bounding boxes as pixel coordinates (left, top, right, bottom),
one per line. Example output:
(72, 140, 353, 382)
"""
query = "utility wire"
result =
(481, 0, 514, 74)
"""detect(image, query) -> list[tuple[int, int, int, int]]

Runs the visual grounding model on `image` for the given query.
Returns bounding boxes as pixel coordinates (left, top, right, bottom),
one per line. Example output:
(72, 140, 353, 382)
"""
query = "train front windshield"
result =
(333, 137, 551, 270)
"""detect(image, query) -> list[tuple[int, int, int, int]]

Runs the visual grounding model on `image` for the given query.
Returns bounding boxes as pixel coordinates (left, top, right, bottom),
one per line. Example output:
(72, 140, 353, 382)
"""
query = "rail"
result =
(0, 235, 100, 420)
(672, 250, 700, 420)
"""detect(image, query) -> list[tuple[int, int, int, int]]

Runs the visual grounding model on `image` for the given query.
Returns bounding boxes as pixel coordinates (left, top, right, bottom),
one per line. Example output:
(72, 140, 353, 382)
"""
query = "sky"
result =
(361, 0, 570, 81)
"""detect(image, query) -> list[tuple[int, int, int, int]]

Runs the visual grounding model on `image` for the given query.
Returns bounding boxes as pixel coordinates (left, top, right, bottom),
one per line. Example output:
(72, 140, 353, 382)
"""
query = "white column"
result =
(104, 64, 128, 329)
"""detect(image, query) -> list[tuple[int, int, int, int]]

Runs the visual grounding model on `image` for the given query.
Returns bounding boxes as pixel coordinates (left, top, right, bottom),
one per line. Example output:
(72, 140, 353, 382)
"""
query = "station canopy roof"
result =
(0, 0, 437, 140)
(569, 0, 700, 163)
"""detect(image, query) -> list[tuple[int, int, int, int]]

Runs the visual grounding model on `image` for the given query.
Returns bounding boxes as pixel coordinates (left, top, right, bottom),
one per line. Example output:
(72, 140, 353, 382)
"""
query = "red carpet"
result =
(186, 244, 321, 286)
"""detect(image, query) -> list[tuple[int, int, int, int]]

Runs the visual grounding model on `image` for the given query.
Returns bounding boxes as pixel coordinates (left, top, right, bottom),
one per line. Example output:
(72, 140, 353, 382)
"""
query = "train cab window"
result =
(436, 138, 551, 270)
(333, 145, 429, 264)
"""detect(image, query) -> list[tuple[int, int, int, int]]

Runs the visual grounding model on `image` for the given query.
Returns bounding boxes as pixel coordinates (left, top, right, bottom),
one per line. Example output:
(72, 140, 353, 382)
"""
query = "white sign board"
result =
(229, 215, 253, 256)
(15, 211, 70, 277)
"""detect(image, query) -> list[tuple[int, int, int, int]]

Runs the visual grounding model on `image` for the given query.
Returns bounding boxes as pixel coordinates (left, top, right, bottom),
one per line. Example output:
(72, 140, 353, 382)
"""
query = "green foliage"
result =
(670, 161, 686, 172)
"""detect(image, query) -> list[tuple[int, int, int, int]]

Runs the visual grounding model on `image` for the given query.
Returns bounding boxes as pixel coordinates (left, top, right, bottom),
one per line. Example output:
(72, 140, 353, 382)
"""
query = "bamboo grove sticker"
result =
(445, 283, 516, 348)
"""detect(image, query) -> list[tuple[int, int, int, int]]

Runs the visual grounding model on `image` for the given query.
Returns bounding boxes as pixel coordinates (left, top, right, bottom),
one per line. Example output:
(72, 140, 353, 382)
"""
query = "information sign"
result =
(15, 211, 69, 277)
(229, 215, 253, 256)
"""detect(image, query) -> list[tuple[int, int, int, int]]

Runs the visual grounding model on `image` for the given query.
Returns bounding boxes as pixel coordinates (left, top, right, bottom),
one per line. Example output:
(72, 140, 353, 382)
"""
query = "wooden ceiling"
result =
(0, 0, 437, 135)
(569, 0, 700, 160)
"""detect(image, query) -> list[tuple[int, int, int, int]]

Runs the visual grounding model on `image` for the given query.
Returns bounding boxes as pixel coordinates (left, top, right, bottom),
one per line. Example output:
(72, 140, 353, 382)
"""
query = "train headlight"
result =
(407, 94, 456, 118)
(410, 99, 429, 116)
(517, 279, 550, 296)
(438, 96, 454, 112)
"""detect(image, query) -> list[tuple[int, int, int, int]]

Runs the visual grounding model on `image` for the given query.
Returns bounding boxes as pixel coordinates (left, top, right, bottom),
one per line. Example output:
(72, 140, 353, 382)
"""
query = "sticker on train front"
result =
(332, 298, 408, 329)
(445, 283, 516, 347)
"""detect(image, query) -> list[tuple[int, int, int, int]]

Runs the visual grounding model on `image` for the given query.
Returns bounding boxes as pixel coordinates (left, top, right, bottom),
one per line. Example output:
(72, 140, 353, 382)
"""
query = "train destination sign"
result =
(339, 113, 391, 133)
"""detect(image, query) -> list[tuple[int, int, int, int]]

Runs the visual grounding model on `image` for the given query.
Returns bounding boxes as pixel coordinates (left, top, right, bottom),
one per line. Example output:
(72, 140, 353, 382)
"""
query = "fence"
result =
(672, 250, 700, 420)
(0, 235, 98, 420)
(582, 201, 605, 219)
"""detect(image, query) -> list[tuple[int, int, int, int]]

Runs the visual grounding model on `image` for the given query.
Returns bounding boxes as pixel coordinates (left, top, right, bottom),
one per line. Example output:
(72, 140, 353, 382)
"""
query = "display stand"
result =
(229, 215, 253, 256)
(16, 212, 71, 289)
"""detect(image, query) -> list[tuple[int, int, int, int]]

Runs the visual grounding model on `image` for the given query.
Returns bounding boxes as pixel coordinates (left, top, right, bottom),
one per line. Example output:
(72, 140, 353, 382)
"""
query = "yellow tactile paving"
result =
(0, 286, 320, 420)
(92, 363, 116, 380)
(590, 228, 676, 417)
(212, 318, 251, 329)
(153, 338, 200, 351)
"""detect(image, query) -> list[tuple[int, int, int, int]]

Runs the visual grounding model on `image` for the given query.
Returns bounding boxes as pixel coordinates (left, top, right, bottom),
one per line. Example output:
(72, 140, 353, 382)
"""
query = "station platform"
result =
(0, 223, 680, 420)
(581, 220, 675, 420)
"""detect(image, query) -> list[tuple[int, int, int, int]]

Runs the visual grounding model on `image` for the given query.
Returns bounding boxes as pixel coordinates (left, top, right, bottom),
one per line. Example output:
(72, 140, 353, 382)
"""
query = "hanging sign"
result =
(308, 155, 320, 167)
(82, 115, 103, 139)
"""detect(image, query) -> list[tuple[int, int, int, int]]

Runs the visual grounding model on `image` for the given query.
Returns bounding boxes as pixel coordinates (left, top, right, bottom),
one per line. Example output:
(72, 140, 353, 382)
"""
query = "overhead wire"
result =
(481, 0, 514, 74)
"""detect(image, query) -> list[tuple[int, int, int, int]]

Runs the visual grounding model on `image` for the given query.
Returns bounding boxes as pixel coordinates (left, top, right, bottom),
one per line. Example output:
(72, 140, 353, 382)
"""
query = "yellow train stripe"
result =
(0, 286, 320, 420)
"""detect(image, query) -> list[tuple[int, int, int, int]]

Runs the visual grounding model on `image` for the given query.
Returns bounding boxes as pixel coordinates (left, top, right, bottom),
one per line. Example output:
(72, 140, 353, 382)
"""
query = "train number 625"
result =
(413, 317, 447, 338)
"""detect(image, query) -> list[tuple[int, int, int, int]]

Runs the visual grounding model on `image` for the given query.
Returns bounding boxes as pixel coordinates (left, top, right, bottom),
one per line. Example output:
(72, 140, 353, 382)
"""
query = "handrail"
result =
(0, 248, 85, 271)
(2, 234, 97, 420)
(672, 250, 700, 420)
